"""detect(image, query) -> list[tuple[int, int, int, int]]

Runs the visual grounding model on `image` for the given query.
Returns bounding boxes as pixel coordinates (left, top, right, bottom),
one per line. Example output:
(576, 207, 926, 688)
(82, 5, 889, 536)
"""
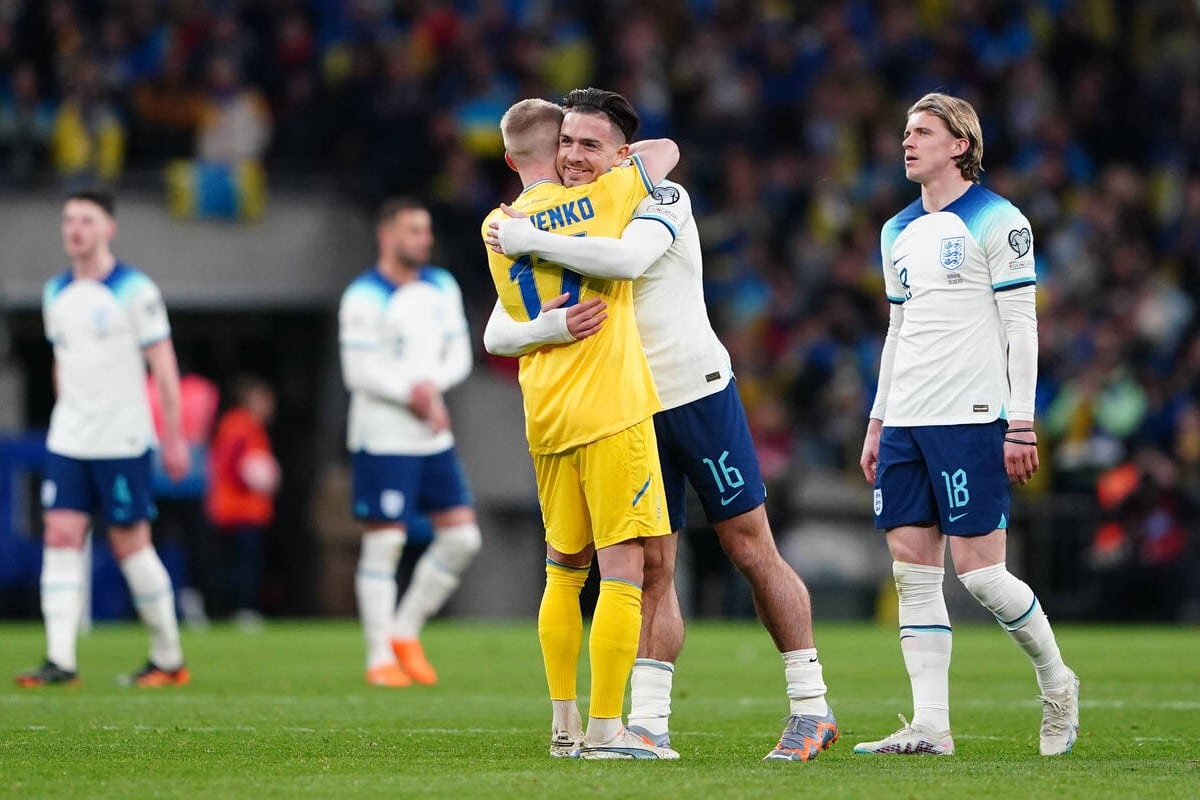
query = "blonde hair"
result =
(908, 92, 984, 182)
(500, 98, 564, 165)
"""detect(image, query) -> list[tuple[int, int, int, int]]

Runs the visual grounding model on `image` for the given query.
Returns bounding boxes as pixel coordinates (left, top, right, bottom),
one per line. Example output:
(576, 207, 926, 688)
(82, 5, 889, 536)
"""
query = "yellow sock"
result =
(538, 559, 589, 701)
(588, 578, 643, 719)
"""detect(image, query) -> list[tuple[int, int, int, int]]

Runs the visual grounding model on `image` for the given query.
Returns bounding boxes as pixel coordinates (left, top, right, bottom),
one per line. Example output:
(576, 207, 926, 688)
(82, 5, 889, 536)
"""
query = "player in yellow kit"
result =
(483, 90, 679, 759)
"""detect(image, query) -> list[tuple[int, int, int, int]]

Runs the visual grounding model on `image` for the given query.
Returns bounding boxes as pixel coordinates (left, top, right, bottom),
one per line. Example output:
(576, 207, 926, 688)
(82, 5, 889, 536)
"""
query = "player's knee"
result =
(42, 511, 89, 549)
(957, 562, 1028, 618)
(360, 528, 406, 569)
(716, 517, 775, 573)
(431, 523, 482, 573)
(642, 538, 676, 581)
(892, 561, 945, 606)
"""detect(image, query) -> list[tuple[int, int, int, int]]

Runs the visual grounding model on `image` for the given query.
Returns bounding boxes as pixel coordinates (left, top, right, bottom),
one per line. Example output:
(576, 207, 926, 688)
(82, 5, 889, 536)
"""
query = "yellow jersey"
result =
(484, 157, 661, 455)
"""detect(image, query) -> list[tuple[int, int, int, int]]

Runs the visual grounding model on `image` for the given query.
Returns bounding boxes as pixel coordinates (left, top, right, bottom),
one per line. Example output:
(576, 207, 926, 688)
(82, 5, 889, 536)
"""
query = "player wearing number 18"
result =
(857, 92, 1079, 757)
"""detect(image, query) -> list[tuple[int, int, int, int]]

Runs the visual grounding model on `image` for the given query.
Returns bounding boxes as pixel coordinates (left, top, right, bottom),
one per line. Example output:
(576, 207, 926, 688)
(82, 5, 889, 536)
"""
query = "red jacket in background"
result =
(207, 408, 276, 529)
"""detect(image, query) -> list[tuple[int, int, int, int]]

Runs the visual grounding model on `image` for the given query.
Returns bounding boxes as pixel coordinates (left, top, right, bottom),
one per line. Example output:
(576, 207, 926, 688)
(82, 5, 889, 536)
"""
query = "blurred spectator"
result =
(1043, 326, 1149, 493)
(50, 57, 124, 187)
(0, 61, 55, 185)
(207, 375, 280, 629)
(1087, 451, 1193, 621)
(197, 53, 271, 165)
(130, 42, 206, 164)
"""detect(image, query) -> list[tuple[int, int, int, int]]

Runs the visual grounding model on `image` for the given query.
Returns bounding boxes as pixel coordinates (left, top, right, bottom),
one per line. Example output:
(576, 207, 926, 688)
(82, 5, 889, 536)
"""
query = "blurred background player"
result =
(485, 129, 835, 764)
(856, 92, 1078, 757)
(338, 197, 482, 687)
(483, 91, 680, 760)
(17, 189, 191, 688)
(206, 374, 280, 630)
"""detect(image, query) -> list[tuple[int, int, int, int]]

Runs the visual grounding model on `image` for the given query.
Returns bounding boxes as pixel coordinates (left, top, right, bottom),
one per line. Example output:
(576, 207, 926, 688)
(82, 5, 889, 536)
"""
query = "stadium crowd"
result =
(1, 0, 1198, 617)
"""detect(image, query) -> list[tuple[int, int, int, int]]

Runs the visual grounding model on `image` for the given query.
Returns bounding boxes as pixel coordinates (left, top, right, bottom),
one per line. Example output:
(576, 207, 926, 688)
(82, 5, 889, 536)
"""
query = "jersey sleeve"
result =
(427, 268, 473, 391)
(338, 283, 418, 404)
(42, 279, 61, 344)
(985, 205, 1037, 292)
(632, 182, 691, 241)
(879, 227, 906, 304)
(126, 274, 172, 347)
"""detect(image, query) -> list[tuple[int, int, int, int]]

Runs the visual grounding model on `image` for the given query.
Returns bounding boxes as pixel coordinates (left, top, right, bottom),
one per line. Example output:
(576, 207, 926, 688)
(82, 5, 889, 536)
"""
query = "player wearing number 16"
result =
(856, 92, 1079, 757)
(482, 91, 679, 759)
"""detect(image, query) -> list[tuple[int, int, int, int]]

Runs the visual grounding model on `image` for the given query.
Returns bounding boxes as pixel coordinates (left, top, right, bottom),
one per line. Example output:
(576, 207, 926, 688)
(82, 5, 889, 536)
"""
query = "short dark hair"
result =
(376, 196, 425, 228)
(562, 87, 640, 144)
(66, 188, 116, 217)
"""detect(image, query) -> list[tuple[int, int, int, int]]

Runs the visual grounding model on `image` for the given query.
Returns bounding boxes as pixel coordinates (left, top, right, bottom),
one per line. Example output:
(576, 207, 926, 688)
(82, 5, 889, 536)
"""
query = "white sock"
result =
(783, 648, 829, 716)
(552, 699, 582, 737)
(894, 561, 952, 733)
(119, 547, 183, 670)
(958, 562, 1071, 692)
(628, 658, 674, 735)
(584, 715, 622, 745)
(41, 547, 85, 672)
(356, 528, 405, 668)
(393, 523, 481, 640)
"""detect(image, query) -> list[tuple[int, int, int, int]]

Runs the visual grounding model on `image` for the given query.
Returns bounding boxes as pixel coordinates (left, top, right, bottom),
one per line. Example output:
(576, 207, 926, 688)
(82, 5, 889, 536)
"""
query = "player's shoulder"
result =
(105, 262, 161, 302)
(418, 265, 460, 294)
(949, 184, 1029, 232)
(42, 269, 74, 304)
(341, 266, 394, 306)
(882, 196, 925, 237)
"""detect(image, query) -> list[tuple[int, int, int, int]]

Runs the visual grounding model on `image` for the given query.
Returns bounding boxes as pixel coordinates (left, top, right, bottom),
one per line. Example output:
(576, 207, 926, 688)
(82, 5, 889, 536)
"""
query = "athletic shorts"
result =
(653, 380, 766, 532)
(533, 416, 670, 554)
(873, 420, 1010, 536)
(351, 447, 474, 524)
(41, 450, 157, 526)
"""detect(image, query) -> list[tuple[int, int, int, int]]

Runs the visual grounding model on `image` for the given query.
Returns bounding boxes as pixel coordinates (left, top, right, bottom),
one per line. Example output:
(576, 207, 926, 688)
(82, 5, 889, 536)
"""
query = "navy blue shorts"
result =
(351, 447, 474, 524)
(41, 450, 157, 526)
(653, 380, 766, 532)
(873, 421, 1010, 536)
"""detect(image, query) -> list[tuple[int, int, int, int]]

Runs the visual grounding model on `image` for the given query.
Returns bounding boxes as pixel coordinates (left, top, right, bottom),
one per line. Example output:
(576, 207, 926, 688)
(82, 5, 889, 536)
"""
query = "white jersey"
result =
(874, 184, 1037, 426)
(631, 182, 732, 410)
(43, 263, 170, 458)
(339, 265, 472, 456)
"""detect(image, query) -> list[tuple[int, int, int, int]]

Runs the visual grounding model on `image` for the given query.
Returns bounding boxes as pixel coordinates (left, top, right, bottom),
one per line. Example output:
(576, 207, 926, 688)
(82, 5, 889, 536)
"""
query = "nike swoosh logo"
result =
(719, 489, 744, 507)
(893, 254, 909, 265)
(948, 512, 969, 522)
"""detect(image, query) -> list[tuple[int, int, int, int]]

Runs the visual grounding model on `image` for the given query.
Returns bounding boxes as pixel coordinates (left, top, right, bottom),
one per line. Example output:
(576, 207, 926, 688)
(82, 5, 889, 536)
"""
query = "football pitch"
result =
(1, 619, 1196, 799)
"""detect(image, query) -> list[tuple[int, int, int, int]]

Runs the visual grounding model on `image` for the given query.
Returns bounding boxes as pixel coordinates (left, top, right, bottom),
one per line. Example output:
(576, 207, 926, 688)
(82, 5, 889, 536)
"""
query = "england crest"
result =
(939, 236, 966, 270)
(873, 488, 883, 516)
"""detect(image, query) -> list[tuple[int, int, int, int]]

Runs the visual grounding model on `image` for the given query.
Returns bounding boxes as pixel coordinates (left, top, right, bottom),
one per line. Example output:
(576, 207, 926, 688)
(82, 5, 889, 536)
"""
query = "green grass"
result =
(0, 620, 1196, 798)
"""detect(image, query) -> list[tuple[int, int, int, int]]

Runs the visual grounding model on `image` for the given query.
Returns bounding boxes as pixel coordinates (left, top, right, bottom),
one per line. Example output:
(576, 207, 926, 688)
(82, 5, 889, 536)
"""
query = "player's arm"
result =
(144, 338, 191, 481)
(488, 216, 672, 280)
(483, 294, 608, 357)
(861, 302, 902, 484)
(338, 294, 425, 407)
(990, 213, 1040, 484)
(433, 276, 473, 392)
(628, 138, 679, 186)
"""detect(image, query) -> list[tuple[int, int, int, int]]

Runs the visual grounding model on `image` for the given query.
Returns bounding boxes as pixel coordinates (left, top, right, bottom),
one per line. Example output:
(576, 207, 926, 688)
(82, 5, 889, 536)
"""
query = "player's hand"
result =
(486, 207, 534, 255)
(562, 296, 607, 340)
(161, 434, 191, 483)
(410, 381, 449, 433)
(1004, 419, 1039, 485)
(859, 419, 883, 484)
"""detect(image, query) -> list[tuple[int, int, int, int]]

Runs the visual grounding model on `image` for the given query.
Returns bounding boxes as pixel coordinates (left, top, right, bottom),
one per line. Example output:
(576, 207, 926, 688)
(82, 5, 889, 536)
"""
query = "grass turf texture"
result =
(1, 620, 1196, 799)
